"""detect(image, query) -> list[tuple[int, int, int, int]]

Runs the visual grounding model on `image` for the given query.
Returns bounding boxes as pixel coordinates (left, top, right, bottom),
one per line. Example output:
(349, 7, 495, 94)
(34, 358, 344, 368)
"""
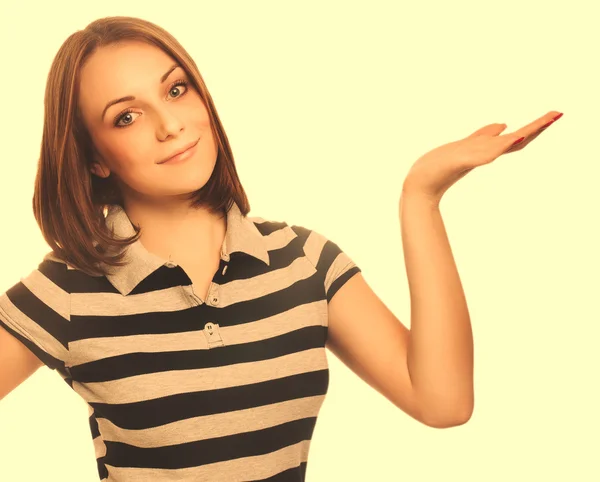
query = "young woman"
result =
(0, 15, 562, 482)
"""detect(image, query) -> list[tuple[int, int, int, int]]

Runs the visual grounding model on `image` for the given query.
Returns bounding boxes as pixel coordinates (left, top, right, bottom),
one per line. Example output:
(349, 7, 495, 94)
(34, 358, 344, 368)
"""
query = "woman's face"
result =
(77, 40, 218, 205)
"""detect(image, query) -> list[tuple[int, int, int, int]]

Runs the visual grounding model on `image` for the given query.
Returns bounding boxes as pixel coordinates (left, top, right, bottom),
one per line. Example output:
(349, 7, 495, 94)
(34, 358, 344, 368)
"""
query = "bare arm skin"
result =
(0, 325, 44, 402)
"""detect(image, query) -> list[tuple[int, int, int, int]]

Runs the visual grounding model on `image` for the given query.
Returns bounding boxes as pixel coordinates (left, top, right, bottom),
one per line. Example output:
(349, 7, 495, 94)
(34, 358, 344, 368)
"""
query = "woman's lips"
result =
(158, 138, 200, 165)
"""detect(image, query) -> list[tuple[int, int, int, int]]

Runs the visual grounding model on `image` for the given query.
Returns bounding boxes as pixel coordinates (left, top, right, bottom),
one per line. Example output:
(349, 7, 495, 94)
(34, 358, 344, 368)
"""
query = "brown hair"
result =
(32, 15, 250, 277)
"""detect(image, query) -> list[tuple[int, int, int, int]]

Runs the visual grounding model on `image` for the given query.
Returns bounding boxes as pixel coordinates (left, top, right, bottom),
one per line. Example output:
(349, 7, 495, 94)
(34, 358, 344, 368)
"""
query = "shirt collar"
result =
(45, 201, 270, 296)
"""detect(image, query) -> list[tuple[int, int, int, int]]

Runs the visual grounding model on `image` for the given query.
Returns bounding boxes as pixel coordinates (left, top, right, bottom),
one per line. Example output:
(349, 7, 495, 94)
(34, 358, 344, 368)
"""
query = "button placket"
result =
(204, 262, 224, 347)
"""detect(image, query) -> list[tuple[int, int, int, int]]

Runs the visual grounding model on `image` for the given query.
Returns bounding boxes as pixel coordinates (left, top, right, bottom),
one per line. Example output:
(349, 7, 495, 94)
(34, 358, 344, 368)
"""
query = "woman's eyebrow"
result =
(100, 63, 181, 121)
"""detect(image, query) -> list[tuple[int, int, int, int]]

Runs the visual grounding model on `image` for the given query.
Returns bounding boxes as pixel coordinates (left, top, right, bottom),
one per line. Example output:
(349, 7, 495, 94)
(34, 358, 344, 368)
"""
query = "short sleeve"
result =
(302, 228, 361, 303)
(0, 259, 71, 373)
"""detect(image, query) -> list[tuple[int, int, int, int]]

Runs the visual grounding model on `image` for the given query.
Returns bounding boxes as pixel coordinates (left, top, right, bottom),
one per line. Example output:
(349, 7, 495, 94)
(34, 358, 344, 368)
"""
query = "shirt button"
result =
(209, 287, 219, 305)
(204, 322, 224, 347)
(165, 261, 177, 268)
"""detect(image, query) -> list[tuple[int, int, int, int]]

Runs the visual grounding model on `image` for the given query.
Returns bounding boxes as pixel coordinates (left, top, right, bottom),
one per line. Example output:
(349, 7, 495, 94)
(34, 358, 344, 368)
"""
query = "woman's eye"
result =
(114, 110, 140, 128)
(168, 80, 189, 99)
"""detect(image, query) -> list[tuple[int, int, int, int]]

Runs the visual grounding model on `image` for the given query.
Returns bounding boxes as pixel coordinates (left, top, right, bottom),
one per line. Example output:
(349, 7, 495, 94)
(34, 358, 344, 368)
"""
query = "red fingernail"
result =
(541, 120, 554, 129)
(552, 112, 563, 121)
(512, 137, 525, 146)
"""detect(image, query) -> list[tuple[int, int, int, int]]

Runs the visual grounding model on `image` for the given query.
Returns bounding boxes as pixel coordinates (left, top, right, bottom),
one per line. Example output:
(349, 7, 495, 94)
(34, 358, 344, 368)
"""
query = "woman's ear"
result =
(90, 161, 110, 179)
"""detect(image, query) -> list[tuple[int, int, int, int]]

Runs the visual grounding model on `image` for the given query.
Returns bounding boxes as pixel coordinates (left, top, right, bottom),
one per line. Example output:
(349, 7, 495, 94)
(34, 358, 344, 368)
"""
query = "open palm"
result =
(403, 111, 563, 201)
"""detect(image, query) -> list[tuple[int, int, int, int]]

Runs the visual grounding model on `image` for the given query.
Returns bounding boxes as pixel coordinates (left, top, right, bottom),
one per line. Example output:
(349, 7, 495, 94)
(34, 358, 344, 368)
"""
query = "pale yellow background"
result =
(0, 1, 597, 481)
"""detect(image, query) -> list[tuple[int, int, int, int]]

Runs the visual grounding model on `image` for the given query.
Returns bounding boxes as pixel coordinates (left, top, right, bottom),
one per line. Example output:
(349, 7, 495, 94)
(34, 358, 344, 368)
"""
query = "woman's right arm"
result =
(0, 324, 44, 401)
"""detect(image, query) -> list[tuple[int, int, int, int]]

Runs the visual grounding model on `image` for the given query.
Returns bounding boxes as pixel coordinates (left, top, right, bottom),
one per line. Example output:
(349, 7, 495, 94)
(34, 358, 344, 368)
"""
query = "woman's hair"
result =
(33, 16, 250, 277)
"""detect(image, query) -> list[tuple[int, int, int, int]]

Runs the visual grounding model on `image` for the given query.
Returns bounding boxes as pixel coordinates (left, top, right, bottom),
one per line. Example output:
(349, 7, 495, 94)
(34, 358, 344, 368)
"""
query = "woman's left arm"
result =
(326, 110, 563, 428)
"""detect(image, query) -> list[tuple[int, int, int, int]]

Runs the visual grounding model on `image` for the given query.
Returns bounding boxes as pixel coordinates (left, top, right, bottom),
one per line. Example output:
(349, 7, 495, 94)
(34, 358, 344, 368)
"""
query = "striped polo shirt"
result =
(0, 201, 361, 481)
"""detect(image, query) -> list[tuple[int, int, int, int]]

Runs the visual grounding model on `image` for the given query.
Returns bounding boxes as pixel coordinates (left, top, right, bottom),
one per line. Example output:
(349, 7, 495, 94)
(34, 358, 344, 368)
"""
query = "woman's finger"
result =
(502, 116, 560, 154)
(467, 123, 507, 138)
(497, 134, 527, 155)
(513, 111, 563, 139)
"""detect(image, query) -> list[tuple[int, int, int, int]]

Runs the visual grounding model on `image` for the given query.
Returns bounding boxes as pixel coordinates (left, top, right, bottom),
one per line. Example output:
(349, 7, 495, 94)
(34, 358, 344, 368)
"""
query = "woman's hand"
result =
(402, 111, 563, 203)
